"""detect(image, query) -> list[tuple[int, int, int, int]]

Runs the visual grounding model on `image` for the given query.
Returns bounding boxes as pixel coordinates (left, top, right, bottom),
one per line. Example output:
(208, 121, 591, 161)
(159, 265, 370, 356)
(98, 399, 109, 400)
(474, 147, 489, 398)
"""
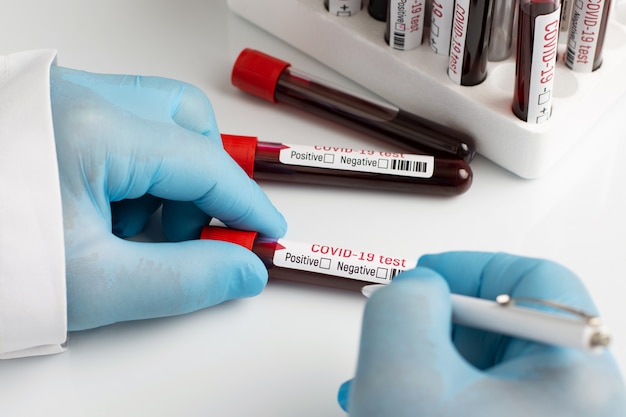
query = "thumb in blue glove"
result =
(338, 252, 626, 417)
(50, 66, 287, 330)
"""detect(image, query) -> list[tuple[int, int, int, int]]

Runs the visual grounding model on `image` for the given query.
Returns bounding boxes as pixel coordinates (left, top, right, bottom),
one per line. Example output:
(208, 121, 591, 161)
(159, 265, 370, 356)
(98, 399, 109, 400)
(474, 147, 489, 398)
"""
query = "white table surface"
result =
(1, 1, 625, 416)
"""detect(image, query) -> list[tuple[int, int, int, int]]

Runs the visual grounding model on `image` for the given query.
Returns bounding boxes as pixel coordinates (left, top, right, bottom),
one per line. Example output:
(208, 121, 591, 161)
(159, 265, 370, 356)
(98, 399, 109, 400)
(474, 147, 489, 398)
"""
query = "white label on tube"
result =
(328, 0, 362, 16)
(430, 0, 455, 55)
(279, 144, 435, 178)
(272, 239, 418, 284)
(527, 9, 560, 124)
(389, 0, 426, 50)
(565, 0, 606, 72)
(448, 0, 470, 84)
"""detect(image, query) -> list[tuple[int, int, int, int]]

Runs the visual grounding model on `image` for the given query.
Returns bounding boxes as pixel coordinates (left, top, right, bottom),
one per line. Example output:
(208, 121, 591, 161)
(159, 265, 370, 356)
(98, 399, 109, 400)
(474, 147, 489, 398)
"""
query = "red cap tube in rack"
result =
(325, 0, 362, 16)
(368, 0, 388, 21)
(231, 48, 476, 163)
(565, 0, 611, 72)
(221, 134, 472, 196)
(447, 0, 494, 85)
(512, 0, 560, 123)
(385, 0, 425, 51)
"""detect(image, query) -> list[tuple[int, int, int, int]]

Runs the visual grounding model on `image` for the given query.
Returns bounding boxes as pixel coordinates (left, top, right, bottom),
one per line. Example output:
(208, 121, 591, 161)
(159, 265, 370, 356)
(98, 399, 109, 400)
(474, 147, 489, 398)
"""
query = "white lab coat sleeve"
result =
(0, 50, 67, 358)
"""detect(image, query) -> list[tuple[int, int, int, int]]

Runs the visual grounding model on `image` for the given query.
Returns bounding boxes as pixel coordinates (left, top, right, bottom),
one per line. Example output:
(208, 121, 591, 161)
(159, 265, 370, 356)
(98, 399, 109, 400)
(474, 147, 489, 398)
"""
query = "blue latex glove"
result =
(338, 252, 626, 416)
(50, 66, 287, 331)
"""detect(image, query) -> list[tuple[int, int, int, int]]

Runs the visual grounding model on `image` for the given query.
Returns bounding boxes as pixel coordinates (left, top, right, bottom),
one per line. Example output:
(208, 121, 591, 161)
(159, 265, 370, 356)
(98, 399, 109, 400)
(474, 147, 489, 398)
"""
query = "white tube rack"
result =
(228, 0, 626, 178)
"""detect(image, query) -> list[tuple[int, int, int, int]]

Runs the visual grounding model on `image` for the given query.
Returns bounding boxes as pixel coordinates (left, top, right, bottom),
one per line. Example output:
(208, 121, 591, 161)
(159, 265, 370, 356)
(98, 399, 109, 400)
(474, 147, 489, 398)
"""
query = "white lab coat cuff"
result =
(0, 49, 68, 358)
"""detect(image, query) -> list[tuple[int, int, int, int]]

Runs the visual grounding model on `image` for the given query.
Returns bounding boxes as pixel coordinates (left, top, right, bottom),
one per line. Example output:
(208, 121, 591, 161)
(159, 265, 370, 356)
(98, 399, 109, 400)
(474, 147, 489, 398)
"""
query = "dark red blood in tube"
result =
(200, 227, 378, 291)
(512, 0, 560, 122)
(448, 0, 494, 85)
(232, 48, 476, 163)
(368, 0, 389, 20)
(254, 141, 472, 196)
(222, 134, 472, 196)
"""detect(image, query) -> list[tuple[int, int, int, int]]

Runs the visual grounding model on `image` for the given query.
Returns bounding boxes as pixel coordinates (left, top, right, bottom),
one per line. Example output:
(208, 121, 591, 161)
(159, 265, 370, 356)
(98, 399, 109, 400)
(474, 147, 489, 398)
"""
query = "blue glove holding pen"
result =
(50, 66, 287, 331)
(338, 252, 626, 416)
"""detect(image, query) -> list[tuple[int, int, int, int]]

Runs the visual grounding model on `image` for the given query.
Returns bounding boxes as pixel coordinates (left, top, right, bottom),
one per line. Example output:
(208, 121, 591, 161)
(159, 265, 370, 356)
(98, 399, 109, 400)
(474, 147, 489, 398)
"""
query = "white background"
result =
(1, 1, 625, 416)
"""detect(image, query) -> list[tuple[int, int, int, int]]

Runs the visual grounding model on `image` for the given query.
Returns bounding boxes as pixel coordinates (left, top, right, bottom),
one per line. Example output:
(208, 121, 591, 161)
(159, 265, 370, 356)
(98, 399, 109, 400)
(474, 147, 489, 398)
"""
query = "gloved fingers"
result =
(345, 266, 626, 417)
(484, 348, 626, 416)
(189, 165, 287, 239)
(66, 238, 268, 331)
(52, 67, 286, 238)
(346, 267, 477, 415)
(53, 67, 220, 139)
(417, 252, 597, 369)
(94, 119, 286, 238)
(143, 129, 286, 238)
(111, 194, 163, 238)
(161, 200, 212, 242)
(120, 74, 220, 138)
(417, 251, 597, 313)
(337, 380, 351, 412)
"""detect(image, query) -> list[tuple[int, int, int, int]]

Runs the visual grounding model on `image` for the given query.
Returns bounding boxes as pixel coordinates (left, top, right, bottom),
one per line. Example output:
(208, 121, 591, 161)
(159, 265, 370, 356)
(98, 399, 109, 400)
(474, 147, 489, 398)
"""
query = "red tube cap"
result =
(221, 134, 258, 178)
(231, 48, 291, 103)
(200, 226, 258, 251)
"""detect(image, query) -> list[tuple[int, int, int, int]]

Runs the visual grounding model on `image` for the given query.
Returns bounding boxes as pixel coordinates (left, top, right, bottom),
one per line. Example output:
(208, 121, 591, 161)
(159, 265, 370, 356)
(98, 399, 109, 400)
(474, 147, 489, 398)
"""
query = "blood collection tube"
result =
(512, 0, 560, 123)
(385, 0, 426, 50)
(200, 226, 418, 292)
(430, 0, 455, 56)
(447, 0, 495, 85)
(231, 48, 476, 163)
(200, 226, 612, 352)
(565, 0, 611, 72)
(488, 0, 519, 61)
(368, 0, 389, 21)
(325, 0, 362, 16)
(559, 0, 574, 36)
(221, 134, 472, 196)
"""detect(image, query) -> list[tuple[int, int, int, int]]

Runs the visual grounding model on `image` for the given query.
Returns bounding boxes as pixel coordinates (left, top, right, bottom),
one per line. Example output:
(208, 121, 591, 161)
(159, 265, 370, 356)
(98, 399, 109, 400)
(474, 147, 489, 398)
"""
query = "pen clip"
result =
(495, 294, 601, 324)
(496, 294, 611, 349)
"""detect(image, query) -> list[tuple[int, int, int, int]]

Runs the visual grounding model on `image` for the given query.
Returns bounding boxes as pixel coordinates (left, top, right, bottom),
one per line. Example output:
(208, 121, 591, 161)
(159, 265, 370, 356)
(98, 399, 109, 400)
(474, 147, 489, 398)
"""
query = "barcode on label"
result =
(390, 268, 403, 280)
(566, 47, 575, 67)
(393, 32, 406, 49)
(391, 159, 428, 173)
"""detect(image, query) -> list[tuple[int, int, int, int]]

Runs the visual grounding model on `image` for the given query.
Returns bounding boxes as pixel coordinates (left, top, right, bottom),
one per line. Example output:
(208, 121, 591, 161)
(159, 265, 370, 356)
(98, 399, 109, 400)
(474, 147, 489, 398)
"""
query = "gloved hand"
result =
(50, 66, 287, 331)
(338, 252, 626, 416)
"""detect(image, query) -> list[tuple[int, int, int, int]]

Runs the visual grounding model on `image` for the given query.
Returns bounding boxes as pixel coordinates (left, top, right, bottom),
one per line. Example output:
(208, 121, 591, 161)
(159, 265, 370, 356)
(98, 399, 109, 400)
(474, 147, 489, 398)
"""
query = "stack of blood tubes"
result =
(231, 48, 476, 163)
(221, 134, 472, 196)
